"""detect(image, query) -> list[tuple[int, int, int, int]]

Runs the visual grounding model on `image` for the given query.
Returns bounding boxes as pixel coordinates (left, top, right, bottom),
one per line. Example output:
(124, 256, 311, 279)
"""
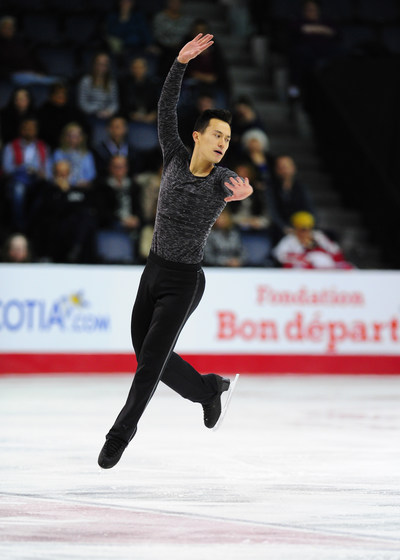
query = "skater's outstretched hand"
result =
(178, 33, 214, 65)
(224, 176, 253, 202)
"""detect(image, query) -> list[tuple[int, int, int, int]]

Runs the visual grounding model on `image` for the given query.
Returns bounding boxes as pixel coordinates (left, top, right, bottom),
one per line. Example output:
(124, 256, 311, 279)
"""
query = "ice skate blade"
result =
(213, 374, 239, 432)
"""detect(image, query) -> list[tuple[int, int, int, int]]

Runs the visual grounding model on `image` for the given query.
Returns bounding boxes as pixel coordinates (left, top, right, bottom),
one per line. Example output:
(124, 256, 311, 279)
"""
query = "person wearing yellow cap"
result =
(272, 211, 353, 269)
(290, 210, 315, 229)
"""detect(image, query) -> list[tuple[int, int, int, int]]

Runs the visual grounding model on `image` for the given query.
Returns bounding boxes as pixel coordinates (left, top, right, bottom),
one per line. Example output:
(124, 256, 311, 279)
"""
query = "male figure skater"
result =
(98, 33, 253, 469)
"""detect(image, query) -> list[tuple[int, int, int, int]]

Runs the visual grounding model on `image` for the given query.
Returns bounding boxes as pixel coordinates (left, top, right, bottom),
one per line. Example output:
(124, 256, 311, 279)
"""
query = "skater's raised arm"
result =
(157, 35, 214, 163)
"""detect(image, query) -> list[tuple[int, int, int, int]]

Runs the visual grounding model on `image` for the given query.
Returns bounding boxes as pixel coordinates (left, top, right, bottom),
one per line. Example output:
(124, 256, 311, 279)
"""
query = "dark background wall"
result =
(308, 56, 400, 267)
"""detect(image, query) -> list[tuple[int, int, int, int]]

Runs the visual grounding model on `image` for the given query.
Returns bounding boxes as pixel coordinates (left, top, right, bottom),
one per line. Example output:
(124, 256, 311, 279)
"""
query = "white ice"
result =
(1, 373, 400, 560)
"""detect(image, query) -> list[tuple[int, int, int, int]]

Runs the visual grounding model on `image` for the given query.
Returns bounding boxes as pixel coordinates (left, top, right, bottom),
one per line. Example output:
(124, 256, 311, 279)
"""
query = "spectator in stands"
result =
(34, 160, 97, 263)
(52, 123, 96, 188)
(2, 117, 51, 232)
(229, 161, 271, 231)
(272, 211, 353, 269)
(240, 127, 273, 185)
(93, 154, 142, 247)
(229, 95, 268, 162)
(231, 96, 268, 136)
(266, 155, 315, 240)
(238, 128, 275, 262)
(118, 56, 160, 161)
(77, 52, 119, 145)
(93, 115, 136, 175)
(180, 18, 231, 109)
(204, 207, 244, 267)
(0, 15, 57, 86)
(229, 160, 274, 267)
(37, 83, 86, 150)
(288, 0, 341, 102)
(119, 56, 160, 128)
(106, 0, 154, 61)
(2, 117, 51, 178)
(152, 0, 193, 78)
(1, 232, 32, 263)
(134, 151, 162, 261)
(0, 87, 36, 145)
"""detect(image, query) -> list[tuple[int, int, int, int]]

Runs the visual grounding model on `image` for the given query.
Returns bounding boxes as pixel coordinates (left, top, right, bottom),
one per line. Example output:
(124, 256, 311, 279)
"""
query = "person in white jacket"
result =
(272, 211, 353, 269)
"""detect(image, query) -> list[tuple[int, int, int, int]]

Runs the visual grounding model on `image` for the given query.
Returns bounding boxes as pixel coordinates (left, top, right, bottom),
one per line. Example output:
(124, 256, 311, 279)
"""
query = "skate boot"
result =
(98, 436, 128, 469)
(202, 377, 230, 429)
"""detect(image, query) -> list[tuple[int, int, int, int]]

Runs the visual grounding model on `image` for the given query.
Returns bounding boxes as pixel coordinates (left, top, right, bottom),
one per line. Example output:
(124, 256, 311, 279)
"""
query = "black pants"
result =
(107, 251, 221, 443)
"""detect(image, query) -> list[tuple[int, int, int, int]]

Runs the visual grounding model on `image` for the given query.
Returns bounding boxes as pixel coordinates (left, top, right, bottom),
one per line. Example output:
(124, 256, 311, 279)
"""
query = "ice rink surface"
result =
(1, 373, 400, 560)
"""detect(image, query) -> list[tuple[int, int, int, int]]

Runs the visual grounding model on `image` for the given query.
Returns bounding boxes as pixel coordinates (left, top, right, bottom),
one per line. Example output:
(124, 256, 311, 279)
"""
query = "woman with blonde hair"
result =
(52, 122, 96, 187)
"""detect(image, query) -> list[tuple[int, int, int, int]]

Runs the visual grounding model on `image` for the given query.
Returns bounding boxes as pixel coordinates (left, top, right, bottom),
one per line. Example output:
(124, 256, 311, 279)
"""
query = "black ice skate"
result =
(213, 374, 239, 431)
(202, 376, 233, 429)
(98, 436, 128, 469)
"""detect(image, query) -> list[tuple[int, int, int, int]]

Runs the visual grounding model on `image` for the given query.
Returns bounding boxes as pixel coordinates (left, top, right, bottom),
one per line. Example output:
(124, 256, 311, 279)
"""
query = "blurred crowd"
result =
(0, 0, 362, 269)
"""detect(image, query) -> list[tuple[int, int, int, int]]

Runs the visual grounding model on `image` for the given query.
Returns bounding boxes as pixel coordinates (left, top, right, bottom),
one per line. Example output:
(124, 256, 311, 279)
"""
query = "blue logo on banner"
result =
(0, 291, 111, 333)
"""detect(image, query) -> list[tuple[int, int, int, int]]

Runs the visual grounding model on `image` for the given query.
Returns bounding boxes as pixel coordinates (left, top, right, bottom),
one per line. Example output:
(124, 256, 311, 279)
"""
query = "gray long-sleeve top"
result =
(151, 59, 235, 264)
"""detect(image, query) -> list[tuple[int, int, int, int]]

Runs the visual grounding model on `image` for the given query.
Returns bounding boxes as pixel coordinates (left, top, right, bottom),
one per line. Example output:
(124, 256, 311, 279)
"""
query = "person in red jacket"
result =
(1, 118, 51, 232)
(272, 211, 353, 269)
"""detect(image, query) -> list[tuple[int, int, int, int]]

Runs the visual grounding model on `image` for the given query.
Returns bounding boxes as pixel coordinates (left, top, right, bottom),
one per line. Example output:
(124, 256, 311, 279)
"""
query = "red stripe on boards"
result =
(0, 353, 399, 375)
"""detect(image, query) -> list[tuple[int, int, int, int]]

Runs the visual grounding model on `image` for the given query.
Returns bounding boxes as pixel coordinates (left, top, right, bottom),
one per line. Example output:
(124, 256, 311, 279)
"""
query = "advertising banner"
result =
(1, 264, 399, 374)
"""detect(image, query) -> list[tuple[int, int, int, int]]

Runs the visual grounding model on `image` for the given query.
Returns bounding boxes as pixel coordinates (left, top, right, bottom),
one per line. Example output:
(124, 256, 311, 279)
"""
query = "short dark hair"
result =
(193, 109, 232, 133)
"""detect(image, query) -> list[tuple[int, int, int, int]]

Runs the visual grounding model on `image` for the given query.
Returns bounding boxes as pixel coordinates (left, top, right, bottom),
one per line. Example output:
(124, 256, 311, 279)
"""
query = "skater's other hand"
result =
(224, 176, 253, 202)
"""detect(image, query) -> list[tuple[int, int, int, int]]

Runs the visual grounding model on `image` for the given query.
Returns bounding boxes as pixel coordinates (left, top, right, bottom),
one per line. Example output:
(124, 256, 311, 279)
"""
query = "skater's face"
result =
(193, 118, 231, 164)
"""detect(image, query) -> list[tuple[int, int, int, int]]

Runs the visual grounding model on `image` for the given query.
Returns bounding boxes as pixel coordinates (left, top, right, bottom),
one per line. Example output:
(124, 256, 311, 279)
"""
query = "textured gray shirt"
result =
(151, 59, 236, 264)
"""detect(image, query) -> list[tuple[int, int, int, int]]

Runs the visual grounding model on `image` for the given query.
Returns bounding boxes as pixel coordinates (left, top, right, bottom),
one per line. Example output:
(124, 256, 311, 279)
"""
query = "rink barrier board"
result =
(2, 265, 400, 374)
(1, 353, 400, 375)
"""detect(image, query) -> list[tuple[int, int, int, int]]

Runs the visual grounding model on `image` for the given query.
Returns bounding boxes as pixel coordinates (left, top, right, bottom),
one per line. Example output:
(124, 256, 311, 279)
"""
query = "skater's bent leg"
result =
(162, 352, 221, 403)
